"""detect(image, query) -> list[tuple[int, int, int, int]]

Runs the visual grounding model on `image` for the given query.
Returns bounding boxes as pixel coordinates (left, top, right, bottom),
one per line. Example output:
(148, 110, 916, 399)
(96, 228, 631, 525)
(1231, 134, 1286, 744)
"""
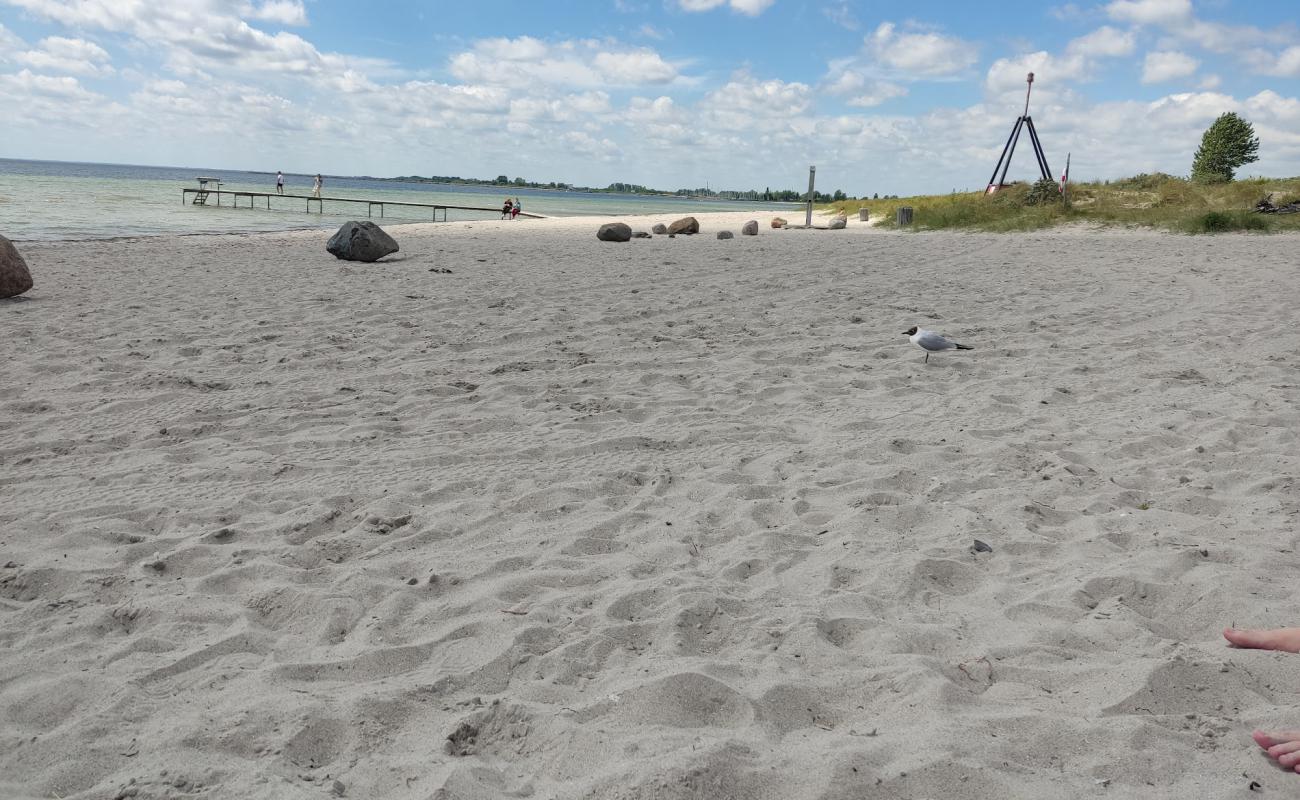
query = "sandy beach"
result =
(3, 212, 1299, 799)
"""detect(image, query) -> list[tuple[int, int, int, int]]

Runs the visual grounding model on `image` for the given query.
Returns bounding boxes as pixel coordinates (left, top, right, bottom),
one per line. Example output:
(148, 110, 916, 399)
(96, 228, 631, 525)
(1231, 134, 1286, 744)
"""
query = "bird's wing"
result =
(916, 331, 954, 350)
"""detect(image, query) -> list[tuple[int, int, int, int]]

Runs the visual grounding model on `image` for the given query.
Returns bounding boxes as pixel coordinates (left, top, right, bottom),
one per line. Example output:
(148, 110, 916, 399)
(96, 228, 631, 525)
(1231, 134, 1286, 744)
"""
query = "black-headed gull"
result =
(903, 326, 973, 363)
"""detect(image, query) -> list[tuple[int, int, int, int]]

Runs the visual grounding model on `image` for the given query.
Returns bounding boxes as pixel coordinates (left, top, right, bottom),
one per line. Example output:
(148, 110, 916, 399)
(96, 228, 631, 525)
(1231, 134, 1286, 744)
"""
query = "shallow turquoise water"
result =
(0, 159, 800, 241)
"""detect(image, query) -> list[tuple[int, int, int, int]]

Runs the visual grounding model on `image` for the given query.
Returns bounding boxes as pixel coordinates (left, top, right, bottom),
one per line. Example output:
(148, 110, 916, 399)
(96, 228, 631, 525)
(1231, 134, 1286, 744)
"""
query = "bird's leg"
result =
(924, 352, 930, 363)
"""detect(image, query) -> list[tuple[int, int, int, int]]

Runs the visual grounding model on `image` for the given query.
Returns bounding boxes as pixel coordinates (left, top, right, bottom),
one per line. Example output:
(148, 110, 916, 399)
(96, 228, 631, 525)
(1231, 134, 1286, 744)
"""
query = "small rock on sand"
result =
(597, 223, 632, 242)
(326, 221, 399, 262)
(742, 220, 758, 236)
(668, 217, 699, 235)
(0, 235, 34, 298)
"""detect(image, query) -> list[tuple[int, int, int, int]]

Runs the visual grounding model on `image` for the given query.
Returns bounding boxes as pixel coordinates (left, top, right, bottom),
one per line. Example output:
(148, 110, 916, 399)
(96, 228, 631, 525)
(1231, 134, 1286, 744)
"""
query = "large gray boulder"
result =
(0, 235, 33, 298)
(597, 222, 632, 242)
(326, 221, 399, 262)
(667, 216, 699, 235)
(651, 223, 668, 234)
(741, 220, 758, 236)
(827, 215, 847, 230)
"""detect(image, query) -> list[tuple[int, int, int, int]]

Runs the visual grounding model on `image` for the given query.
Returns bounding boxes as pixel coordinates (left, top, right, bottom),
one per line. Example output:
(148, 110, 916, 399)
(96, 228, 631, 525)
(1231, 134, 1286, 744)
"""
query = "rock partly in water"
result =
(632, 231, 652, 239)
(667, 216, 700, 235)
(0, 235, 34, 298)
(651, 223, 669, 234)
(741, 220, 758, 236)
(716, 231, 734, 239)
(827, 216, 847, 230)
(326, 221, 399, 262)
(597, 222, 633, 242)
(770, 217, 787, 229)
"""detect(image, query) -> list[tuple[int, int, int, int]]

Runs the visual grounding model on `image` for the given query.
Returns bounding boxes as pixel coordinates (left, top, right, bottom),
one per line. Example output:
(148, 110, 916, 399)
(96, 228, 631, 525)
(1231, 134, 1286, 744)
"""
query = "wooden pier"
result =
(182, 182, 542, 222)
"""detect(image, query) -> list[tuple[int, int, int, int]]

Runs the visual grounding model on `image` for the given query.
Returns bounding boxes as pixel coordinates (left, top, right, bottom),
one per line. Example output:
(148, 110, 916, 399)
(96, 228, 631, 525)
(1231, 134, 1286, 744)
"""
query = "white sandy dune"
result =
(2, 212, 1299, 799)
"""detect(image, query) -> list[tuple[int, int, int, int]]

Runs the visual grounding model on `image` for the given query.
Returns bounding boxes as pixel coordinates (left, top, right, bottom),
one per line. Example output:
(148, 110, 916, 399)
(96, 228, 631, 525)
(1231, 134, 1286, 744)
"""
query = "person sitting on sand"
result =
(1224, 626, 1300, 773)
(502, 198, 513, 219)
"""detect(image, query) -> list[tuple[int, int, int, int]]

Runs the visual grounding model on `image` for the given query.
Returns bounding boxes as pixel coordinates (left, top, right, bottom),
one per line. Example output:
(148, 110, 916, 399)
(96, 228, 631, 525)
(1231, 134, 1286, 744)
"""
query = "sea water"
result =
(0, 158, 801, 241)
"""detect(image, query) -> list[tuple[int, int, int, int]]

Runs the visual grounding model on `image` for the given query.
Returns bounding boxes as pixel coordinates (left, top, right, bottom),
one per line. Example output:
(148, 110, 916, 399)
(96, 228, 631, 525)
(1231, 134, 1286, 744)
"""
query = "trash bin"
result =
(858, 208, 869, 222)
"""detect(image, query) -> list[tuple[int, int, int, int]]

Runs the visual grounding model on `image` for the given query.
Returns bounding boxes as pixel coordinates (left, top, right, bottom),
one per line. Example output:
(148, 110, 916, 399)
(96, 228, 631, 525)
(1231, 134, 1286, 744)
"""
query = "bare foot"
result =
(1223, 627, 1300, 653)
(1254, 730, 1300, 772)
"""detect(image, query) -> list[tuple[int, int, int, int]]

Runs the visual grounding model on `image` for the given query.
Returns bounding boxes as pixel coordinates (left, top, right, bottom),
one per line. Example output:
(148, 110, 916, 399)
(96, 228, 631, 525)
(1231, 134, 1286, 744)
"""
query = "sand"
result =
(2, 211, 1299, 799)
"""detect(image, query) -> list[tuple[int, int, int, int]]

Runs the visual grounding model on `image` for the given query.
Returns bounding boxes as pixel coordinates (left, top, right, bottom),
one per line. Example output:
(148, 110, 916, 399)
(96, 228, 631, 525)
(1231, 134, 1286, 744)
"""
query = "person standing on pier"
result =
(313, 174, 323, 197)
(276, 171, 284, 195)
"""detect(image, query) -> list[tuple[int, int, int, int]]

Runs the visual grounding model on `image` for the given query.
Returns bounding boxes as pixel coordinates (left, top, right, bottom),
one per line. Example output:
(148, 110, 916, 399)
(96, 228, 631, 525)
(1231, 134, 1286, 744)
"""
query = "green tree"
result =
(1191, 112, 1260, 183)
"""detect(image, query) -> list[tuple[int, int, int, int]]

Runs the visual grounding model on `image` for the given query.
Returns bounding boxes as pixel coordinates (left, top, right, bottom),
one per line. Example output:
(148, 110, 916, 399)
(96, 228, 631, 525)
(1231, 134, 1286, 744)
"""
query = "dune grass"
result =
(826, 174, 1300, 233)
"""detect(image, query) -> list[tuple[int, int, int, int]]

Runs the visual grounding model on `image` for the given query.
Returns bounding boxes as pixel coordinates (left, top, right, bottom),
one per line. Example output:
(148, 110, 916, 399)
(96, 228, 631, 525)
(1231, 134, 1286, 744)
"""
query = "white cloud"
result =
(561, 130, 621, 161)
(868, 22, 978, 78)
(1105, 0, 1192, 26)
(593, 49, 678, 83)
(1067, 26, 1136, 58)
(450, 37, 681, 88)
(705, 72, 813, 120)
(1049, 3, 1087, 22)
(846, 82, 906, 108)
(2, 0, 394, 86)
(0, 22, 24, 54)
(677, 0, 775, 14)
(0, 67, 125, 131)
(241, 1, 307, 26)
(982, 25, 1137, 98)
(986, 51, 1084, 94)
(1258, 45, 1300, 77)
(823, 1, 858, 30)
(1105, 0, 1294, 62)
(1142, 50, 1198, 83)
(822, 67, 907, 107)
(625, 95, 684, 123)
(15, 36, 113, 76)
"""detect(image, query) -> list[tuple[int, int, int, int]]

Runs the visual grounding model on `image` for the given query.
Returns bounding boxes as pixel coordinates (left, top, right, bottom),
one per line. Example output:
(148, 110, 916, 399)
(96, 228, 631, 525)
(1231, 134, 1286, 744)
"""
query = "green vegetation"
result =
(1191, 112, 1260, 184)
(823, 173, 1300, 233)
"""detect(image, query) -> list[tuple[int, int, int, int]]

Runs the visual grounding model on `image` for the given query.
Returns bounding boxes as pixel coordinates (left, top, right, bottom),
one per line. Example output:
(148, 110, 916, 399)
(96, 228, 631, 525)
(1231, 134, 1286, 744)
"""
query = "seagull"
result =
(903, 326, 973, 363)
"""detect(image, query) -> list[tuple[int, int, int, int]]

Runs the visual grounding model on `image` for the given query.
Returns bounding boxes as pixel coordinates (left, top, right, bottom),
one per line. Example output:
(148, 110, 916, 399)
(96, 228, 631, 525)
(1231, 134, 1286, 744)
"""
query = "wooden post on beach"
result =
(805, 166, 816, 227)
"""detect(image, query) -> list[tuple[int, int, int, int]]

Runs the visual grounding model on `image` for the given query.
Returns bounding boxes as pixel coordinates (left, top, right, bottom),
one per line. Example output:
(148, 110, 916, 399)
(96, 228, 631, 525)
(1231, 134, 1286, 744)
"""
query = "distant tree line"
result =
(383, 172, 881, 201)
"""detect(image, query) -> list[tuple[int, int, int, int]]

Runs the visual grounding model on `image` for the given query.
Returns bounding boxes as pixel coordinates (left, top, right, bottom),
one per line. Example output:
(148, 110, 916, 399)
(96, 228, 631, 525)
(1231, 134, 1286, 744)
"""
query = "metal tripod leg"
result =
(987, 116, 1024, 192)
(1025, 117, 1052, 182)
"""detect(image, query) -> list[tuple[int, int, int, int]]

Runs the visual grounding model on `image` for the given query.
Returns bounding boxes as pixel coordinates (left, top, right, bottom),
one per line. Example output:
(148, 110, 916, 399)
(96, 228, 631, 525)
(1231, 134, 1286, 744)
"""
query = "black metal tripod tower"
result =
(986, 72, 1052, 194)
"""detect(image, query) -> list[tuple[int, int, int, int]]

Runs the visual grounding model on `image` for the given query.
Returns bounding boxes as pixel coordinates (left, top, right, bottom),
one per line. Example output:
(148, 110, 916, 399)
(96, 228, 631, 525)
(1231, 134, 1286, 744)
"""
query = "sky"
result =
(1, 0, 1298, 196)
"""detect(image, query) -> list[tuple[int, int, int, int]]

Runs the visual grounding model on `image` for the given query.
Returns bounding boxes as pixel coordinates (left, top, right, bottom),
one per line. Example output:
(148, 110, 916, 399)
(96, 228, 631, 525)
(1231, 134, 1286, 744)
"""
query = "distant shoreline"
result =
(0, 156, 842, 204)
